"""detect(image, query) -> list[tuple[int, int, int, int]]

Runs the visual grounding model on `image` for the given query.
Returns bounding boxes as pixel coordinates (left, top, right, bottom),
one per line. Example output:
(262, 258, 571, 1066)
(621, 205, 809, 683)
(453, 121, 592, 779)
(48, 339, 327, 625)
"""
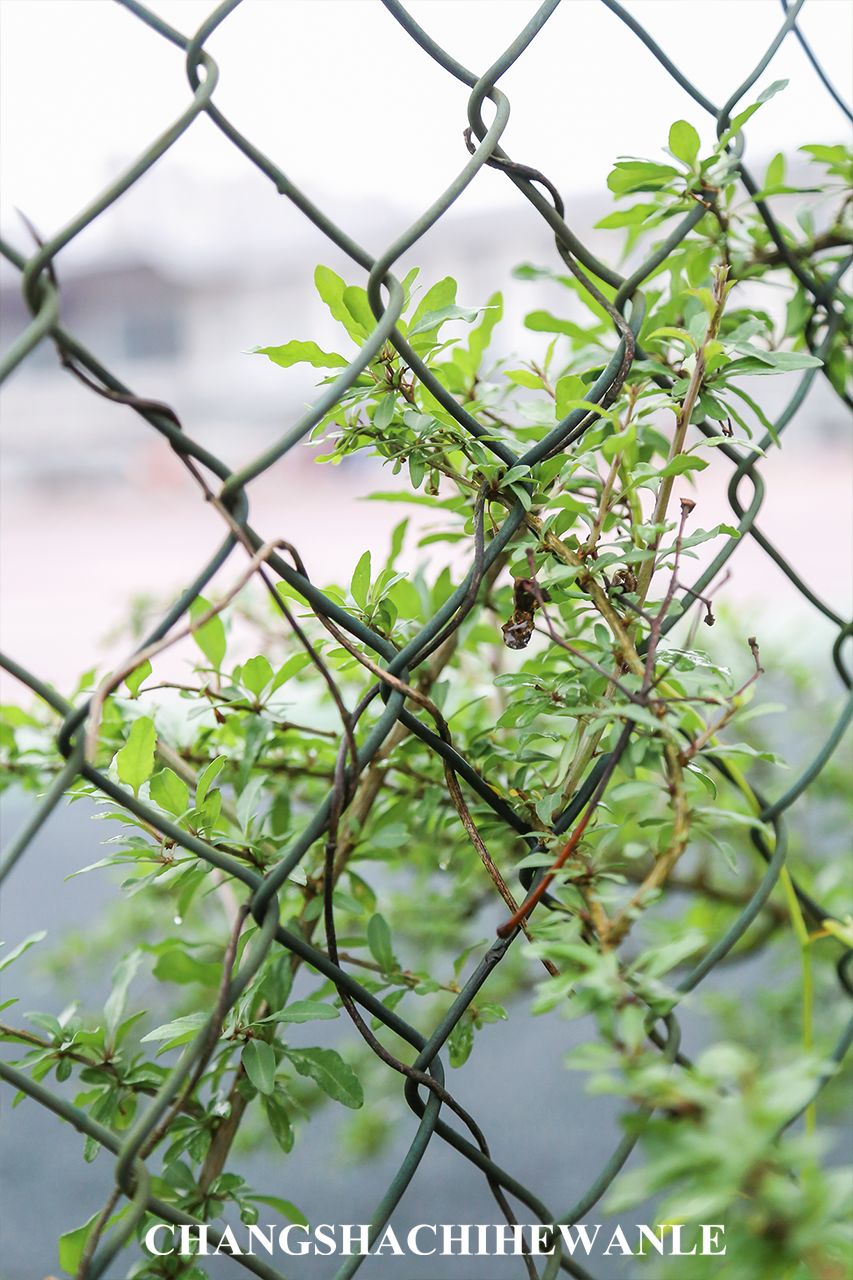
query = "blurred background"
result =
(1, 2, 851, 1276)
(1, 0, 851, 685)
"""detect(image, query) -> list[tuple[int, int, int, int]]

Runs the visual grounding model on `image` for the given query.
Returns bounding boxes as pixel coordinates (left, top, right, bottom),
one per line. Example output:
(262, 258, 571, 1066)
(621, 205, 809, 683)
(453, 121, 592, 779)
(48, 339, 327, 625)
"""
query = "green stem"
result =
(780, 866, 816, 1135)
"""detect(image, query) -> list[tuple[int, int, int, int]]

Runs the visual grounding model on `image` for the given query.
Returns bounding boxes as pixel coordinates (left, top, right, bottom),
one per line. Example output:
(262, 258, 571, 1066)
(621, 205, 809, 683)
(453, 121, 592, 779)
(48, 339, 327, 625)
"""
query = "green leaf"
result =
(505, 367, 544, 390)
(658, 454, 708, 477)
(366, 913, 395, 972)
(466, 290, 502, 372)
(669, 120, 700, 166)
(189, 597, 226, 669)
(595, 203, 659, 229)
(555, 374, 587, 419)
(800, 142, 853, 179)
(270, 653, 313, 693)
(721, 350, 822, 379)
(719, 81, 787, 148)
(152, 949, 220, 987)
(258, 1000, 340, 1024)
(342, 285, 376, 336)
(408, 276, 456, 334)
(242, 1039, 277, 1096)
(524, 310, 590, 341)
(285, 1047, 363, 1108)
(763, 151, 785, 190)
(195, 756, 226, 807)
(607, 160, 680, 194)
(248, 1194, 307, 1226)
(449, 1017, 474, 1067)
(0, 704, 41, 728)
(59, 1212, 100, 1274)
(758, 77, 788, 104)
(731, 346, 822, 371)
(262, 1095, 294, 1152)
(314, 265, 368, 341)
(718, 102, 761, 146)
(150, 768, 189, 817)
(236, 774, 266, 835)
(254, 340, 348, 369)
(141, 1012, 207, 1051)
(350, 551, 371, 609)
(124, 659, 151, 699)
(0, 930, 46, 974)
(695, 806, 772, 838)
(408, 303, 485, 337)
(373, 394, 395, 430)
(115, 716, 156, 795)
(104, 951, 141, 1043)
(242, 655, 274, 697)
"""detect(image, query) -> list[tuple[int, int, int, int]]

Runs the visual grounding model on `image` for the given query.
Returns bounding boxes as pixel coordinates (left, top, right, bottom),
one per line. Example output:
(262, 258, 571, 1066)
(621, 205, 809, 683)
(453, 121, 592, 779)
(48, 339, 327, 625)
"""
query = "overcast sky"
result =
(1, 0, 851, 245)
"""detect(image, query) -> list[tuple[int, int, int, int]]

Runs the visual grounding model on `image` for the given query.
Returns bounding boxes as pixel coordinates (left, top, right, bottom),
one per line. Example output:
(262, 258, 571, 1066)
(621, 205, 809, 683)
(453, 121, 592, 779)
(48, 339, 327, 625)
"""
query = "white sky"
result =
(1, 0, 851, 239)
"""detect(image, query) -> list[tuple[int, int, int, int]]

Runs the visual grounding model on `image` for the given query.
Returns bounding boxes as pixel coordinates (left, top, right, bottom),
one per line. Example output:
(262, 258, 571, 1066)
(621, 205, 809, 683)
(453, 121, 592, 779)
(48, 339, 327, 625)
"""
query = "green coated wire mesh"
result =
(1, 2, 851, 1278)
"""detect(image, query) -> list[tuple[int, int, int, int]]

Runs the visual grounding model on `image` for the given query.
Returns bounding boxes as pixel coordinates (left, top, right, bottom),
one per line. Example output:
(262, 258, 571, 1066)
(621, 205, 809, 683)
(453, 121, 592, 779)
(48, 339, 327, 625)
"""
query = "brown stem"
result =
(496, 720, 634, 938)
(636, 266, 729, 605)
(604, 739, 690, 948)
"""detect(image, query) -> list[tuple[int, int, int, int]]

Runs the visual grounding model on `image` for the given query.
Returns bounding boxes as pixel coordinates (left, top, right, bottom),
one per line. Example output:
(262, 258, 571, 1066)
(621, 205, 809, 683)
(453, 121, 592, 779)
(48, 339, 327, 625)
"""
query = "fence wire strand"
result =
(0, 1, 851, 1277)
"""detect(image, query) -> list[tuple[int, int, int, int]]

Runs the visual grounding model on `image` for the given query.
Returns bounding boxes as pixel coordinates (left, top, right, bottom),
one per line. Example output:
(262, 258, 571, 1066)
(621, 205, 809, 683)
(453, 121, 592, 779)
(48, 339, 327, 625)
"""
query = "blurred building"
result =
(0, 170, 586, 489)
(0, 170, 849, 682)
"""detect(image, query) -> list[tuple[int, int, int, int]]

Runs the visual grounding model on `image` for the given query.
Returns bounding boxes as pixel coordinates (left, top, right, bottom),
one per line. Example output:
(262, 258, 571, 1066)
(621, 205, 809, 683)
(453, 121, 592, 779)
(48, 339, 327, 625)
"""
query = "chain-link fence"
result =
(1, 1, 851, 1278)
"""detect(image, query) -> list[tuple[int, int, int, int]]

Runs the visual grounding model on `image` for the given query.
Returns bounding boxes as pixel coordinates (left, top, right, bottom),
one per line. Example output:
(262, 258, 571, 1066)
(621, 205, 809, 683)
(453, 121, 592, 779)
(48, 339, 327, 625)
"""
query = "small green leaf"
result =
(258, 1000, 340, 1024)
(729, 346, 822, 372)
(449, 1017, 474, 1067)
(115, 716, 156, 795)
(104, 950, 141, 1043)
(763, 151, 785, 190)
(366, 913, 395, 972)
(373, 394, 396, 430)
(350, 551, 371, 609)
(757, 78, 788, 104)
(607, 160, 680, 194)
(658, 455, 708, 477)
(242, 655, 274, 697)
(243, 1040, 277, 1095)
(342, 285, 375, 336)
(0, 930, 46, 974)
(150, 768, 189, 817)
(189, 597, 226, 669)
(195, 756, 226, 807)
(152, 949, 220, 987)
(719, 82, 787, 148)
(525, 310, 590, 341)
(314, 265, 368, 341)
(254, 340, 348, 370)
(466, 290, 502, 372)
(408, 303, 485, 337)
(555, 374, 587, 419)
(408, 275, 456, 333)
(141, 1012, 207, 1051)
(669, 119, 700, 166)
(505, 367, 544, 390)
(269, 653, 312, 693)
(59, 1213, 99, 1274)
(235, 774, 266, 835)
(248, 1194, 307, 1226)
(262, 1095, 294, 1152)
(124, 659, 151, 699)
(596, 203, 658, 229)
(285, 1047, 363, 1108)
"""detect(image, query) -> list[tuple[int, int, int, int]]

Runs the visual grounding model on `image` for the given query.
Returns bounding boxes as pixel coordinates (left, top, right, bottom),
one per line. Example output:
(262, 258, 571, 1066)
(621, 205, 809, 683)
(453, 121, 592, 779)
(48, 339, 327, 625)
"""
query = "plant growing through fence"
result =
(1, 2, 851, 1278)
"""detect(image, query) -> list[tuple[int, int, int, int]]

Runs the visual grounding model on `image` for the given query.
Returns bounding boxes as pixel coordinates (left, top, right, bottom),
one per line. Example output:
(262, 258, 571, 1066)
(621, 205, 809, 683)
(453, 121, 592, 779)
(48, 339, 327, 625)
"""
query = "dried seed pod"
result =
(501, 576, 550, 649)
